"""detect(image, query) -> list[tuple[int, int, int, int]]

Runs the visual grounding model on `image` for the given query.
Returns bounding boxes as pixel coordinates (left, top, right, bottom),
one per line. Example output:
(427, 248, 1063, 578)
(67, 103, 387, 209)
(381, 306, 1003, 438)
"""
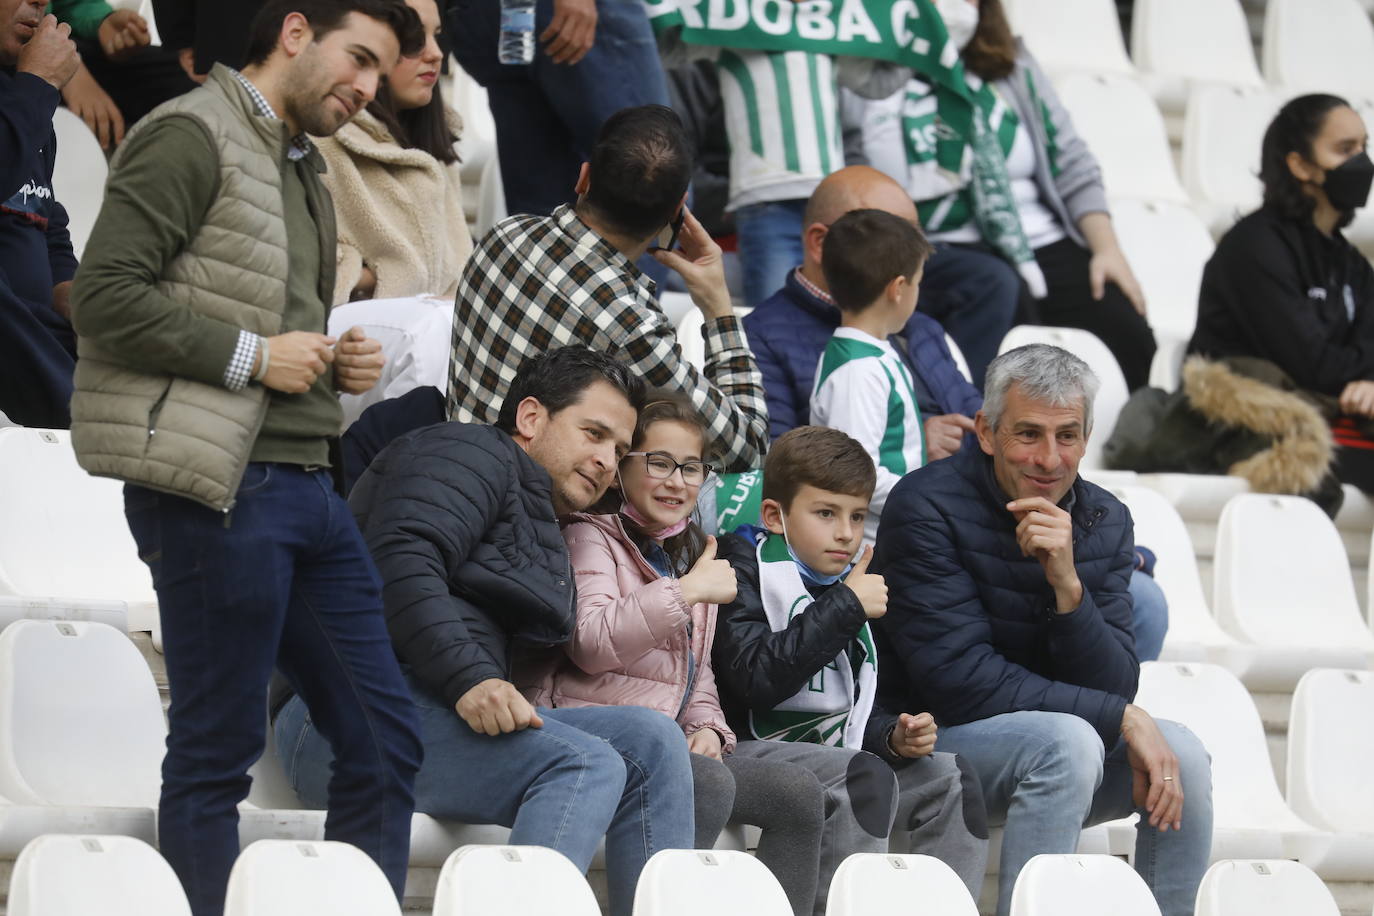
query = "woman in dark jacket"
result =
(1189, 93, 1374, 491)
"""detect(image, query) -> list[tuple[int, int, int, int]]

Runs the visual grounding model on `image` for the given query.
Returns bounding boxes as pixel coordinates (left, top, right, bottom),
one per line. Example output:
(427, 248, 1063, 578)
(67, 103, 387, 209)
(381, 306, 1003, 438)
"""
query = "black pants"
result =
(1033, 237, 1157, 391)
(0, 284, 75, 428)
(76, 39, 197, 129)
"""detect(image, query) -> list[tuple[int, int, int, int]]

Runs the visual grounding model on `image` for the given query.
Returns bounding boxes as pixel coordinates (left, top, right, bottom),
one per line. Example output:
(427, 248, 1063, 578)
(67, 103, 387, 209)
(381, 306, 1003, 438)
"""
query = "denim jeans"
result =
(275, 674, 695, 916)
(935, 711, 1212, 916)
(123, 464, 422, 916)
(1129, 570, 1169, 663)
(734, 198, 806, 309)
(919, 242, 1021, 389)
(448, 0, 672, 217)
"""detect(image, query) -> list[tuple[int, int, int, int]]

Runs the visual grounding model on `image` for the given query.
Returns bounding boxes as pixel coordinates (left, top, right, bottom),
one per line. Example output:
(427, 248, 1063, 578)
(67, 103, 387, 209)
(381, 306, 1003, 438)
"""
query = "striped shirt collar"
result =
(230, 69, 315, 162)
(794, 267, 833, 305)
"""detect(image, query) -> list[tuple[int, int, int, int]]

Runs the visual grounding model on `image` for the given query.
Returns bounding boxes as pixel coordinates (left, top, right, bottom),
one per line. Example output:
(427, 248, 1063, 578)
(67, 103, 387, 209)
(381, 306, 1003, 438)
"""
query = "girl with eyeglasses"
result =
(522, 395, 827, 916)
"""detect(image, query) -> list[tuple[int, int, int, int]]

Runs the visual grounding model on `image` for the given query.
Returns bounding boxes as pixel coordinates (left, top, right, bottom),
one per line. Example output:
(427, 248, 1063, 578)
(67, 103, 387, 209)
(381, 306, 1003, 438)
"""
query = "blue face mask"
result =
(780, 515, 854, 586)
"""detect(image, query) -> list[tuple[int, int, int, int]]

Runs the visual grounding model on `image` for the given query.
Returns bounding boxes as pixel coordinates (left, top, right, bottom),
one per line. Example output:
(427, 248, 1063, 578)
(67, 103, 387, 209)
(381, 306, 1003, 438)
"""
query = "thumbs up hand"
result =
(844, 545, 888, 619)
(679, 536, 738, 606)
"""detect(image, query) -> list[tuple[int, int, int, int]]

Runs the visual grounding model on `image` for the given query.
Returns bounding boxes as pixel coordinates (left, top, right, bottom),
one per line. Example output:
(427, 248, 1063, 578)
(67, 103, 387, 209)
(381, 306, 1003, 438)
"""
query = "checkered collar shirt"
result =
(447, 204, 769, 473)
(231, 69, 315, 161)
(793, 267, 833, 305)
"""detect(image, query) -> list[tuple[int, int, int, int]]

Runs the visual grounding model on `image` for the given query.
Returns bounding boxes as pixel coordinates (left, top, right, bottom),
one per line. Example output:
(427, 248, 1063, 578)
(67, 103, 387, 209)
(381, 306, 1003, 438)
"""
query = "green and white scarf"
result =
(748, 531, 877, 748)
(902, 72, 1058, 298)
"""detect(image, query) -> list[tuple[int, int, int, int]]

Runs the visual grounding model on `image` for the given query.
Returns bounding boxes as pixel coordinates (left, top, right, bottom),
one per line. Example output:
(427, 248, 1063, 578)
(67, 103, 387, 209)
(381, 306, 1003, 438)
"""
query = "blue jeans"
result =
(448, 0, 672, 217)
(1129, 570, 1169, 663)
(935, 711, 1212, 916)
(734, 198, 806, 309)
(275, 676, 695, 916)
(123, 464, 422, 916)
(919, 243, 1021, 389)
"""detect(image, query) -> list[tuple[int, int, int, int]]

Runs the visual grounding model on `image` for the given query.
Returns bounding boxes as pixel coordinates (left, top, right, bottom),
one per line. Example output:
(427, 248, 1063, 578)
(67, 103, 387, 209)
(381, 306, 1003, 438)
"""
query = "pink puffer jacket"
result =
(521, 512, 736, 753)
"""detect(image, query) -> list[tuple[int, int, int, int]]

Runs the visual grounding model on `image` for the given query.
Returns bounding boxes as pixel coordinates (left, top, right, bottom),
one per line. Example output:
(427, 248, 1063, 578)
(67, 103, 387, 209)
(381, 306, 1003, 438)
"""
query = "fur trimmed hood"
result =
(1179, 357, 1333, 494)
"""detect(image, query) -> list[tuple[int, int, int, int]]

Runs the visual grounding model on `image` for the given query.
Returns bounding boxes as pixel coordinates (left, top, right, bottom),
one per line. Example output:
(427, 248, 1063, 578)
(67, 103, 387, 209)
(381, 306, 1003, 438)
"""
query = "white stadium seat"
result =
(433, 845, 600, 916)
(1285, 668, 1374, 879)
(1009, 854, 1161, 916)
(945, 333, 974, 385)
(1133, 661, 1322, 863)
(8, 834, 191, 916)
(0, 426, 155, 636)
(0, 619, 162, 853)
(1212, 494, 1374, 689)
(1264, 0, 1374, 105)
(1195, 859, 1340, 916)
(51, 107, 109, 261)
(632, 850, 791, 916)
(1102, 485, 1238, 663)
(1107, 197, 1214, 390)
(826, 853, 978, 916)
(997, 325, 1128, 471)
(326, 295, 454, 429)
(1181, 85, 1282, 237)
(223, 840, 401, 916)
(1002, 0, 1134, 77)
(676, 308, 706, 372)
(1053, 73, 1188, 204)
(1130, 0, 1262, 121)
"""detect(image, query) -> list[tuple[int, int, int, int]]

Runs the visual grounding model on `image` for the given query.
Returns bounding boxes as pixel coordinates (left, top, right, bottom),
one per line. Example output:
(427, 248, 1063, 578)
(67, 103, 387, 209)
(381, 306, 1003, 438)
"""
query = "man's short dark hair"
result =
(821, 209, 932, 313)
(582, 105, 693, 240)
(244, 0, 424, 67)
(496, 347, 647, 433)
(762, 426, 876, 510)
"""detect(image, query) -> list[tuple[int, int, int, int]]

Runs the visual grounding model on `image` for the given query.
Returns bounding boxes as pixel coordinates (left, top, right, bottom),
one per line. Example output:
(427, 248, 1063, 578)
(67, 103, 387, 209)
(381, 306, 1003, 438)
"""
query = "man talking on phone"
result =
(448, 103, 768, 473)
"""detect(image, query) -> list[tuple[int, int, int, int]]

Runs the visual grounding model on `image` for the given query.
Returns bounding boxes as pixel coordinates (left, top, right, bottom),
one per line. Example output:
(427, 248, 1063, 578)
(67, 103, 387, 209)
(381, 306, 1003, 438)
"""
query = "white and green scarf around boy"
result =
(748, 530, 877, 748)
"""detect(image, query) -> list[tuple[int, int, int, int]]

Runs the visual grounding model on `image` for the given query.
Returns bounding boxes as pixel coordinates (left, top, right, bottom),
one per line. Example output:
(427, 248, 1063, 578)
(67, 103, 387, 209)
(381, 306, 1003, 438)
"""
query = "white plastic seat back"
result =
(997, 325, 1128, 470)
(945, 333, 974, 385)
(1264, 0, 1374, 103)
(1213, 494, 1374, 652)
(1053, 72, 1187, 203)
(0, 428, 156, 630)
(632, 850, 791, 916)
(1195, 859, 1340, 916)
(1182, 86, 1282, 236)
(0, 620, 165, 807)
(1108, 198, 1213, 341)
(8, 834, 191, 916)
(1135, 661, 1314, 852)
(826, 853, 978, 916)
(224, 840, 401, 916)
(676, 308, 706, 372)
(434, 845, 600, 916)
(1009, 853, 1160, 916)
(1105, 485, 1230, 654)
(51, 108, 109, 261)
(1287, 668, 1374, 834)
(1131, 0, 1261, 114)
(1002, 0, 1133, 76)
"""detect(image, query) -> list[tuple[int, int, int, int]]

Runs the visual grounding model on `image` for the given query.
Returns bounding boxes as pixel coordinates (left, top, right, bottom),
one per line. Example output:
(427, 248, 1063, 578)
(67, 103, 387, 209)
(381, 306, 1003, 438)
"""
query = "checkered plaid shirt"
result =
(447, 205, 769, 472)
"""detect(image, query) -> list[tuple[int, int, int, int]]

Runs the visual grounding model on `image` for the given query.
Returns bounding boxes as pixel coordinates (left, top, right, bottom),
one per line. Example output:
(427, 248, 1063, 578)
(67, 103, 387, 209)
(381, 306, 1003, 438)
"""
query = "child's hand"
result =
(688, 727, 723, 759)
(680, 536, 737, 606)
(887, 712, 937, 758)
(844, 545, 888, 619)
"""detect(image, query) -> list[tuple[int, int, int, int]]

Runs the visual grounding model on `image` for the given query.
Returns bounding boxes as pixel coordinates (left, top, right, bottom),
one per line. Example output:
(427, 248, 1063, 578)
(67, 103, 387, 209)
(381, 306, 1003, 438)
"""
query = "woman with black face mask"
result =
(1188, 92, 1374, 493)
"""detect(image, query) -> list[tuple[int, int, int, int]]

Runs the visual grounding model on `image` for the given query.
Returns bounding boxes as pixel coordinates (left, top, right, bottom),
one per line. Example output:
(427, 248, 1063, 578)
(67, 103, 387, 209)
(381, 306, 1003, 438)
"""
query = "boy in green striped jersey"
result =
(811, 208, 934, 545)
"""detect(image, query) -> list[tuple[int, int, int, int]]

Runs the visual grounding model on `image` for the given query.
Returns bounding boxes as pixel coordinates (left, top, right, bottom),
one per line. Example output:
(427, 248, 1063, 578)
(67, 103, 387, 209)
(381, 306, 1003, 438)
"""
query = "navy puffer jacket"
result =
(349, 422, 575, 707)
(872, 446, 1138, 745)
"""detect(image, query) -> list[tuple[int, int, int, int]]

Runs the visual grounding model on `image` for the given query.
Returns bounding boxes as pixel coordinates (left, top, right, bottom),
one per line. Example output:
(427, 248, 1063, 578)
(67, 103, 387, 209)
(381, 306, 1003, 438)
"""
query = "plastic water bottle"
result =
(498, 0, 536, 65)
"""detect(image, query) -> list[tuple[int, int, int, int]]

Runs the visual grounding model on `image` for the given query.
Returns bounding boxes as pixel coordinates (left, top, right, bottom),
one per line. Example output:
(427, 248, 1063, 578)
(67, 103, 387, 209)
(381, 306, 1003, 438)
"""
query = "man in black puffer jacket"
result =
(272, 347, 696, 916)
(873, 344, 1212, 916)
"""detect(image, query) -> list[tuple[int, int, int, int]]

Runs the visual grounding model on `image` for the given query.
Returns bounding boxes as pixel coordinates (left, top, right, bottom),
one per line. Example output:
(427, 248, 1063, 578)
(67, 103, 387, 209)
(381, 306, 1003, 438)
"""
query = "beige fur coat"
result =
(317, 108, 473, 305)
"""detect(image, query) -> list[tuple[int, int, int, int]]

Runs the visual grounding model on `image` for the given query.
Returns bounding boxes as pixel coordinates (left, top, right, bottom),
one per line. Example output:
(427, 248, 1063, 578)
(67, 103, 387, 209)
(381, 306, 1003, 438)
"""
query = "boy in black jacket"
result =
(714, 426, 988, 915)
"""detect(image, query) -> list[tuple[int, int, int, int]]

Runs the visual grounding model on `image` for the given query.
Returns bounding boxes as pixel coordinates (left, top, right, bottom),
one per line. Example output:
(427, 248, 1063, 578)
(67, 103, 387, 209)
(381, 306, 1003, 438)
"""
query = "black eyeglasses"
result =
(624, 451, 714, 485)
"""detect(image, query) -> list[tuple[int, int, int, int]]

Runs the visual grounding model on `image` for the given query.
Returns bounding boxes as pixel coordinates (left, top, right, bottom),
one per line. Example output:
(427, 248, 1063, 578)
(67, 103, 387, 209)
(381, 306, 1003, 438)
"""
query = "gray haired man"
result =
(871, 344, 1213, 916)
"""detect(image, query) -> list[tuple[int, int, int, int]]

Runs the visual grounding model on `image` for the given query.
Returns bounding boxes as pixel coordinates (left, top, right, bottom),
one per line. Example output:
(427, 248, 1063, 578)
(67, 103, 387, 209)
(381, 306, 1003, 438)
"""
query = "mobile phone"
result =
(651, 208, 686, 251)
